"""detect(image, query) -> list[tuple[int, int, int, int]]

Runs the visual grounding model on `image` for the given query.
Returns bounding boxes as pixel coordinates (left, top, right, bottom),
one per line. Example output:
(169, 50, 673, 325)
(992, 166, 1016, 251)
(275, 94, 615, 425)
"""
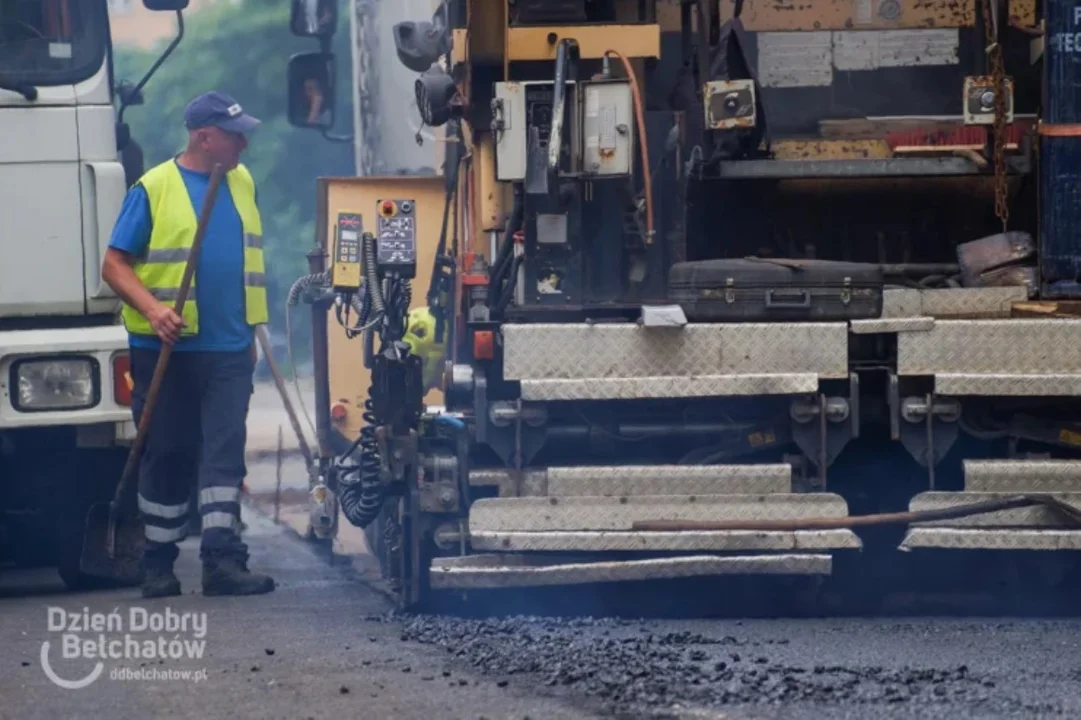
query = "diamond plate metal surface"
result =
(917, 287, 1027, 318)
(881, 287, 1026, 319)
(501, 323, 849, 380)
(881, 288, 923, 318)
(907, 491, 1081, 527)
(850, 317, 934, 334)
(935, 373, 1081, 396)
(546, 464, 793, 496)
(468, 528, 861, 552)
(900, 528, 1081, 551)
(428, 553, 834, 588)
(518, 374, 819, 400)
(897, 320, 1081, 375)
(964, 460, 1081, 492)
(469, 493, 850, 532)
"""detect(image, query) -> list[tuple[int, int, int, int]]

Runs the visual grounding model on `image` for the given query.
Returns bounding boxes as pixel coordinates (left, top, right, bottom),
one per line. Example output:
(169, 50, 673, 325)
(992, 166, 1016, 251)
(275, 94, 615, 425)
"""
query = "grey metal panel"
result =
(897, 319, 1081, 375)
(964, 460, 1081, 492)
(900, 528, 1081, 551)
(712, 156, 1030, 179)
(880, 286, 1027, 319)
(469, 493, 850, 532)
(850, 317, 934, 334)
(468, 464, 792, 498)
(908, 491, 1081, 527)
(881, 288, 923, 318)
(502, 323, 850, 381)
(546, 464, 793, 496)
(468, 529, 861, 552)
(935, 374, 1081, 396)
(917, 287, 1028, 318)
(518, 374, 820, 400)
(428, 554, 834, 588)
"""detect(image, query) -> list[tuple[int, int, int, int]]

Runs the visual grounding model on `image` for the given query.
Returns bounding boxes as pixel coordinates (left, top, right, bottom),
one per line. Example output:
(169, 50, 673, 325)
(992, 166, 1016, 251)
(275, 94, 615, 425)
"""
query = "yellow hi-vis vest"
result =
(120, 159, 268, 337)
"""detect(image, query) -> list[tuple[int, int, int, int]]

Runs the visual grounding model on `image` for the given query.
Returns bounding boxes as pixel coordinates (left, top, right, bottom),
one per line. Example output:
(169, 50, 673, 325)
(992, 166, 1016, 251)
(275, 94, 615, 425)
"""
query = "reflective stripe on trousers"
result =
(139, 494, 191, 544)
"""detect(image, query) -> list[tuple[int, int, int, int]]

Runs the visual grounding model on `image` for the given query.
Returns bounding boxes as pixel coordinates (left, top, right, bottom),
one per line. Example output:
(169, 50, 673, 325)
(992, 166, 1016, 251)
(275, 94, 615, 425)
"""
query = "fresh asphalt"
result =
(3, 493, 1081, 719)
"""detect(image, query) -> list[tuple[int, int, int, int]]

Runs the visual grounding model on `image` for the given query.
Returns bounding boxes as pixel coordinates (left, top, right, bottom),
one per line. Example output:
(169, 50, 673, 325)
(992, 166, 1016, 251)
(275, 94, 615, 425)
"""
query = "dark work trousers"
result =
(128, 346, 254, 569)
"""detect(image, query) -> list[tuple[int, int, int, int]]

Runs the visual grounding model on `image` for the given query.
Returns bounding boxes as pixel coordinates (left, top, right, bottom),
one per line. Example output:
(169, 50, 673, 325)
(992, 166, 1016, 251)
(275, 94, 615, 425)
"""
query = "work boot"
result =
(201, 544, 275, 597)
(141, 542, 181, 598)
(142, 567, 182, 598)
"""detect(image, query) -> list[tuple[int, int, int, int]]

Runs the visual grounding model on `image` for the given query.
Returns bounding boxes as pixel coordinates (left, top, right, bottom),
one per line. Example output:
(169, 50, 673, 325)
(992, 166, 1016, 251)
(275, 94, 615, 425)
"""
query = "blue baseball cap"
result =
(184, 91, 260, 134)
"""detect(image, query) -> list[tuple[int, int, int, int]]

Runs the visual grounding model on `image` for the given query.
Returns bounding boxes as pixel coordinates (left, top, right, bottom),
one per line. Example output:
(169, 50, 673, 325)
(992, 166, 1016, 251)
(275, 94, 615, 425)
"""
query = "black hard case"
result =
(667, 258, 884, 322)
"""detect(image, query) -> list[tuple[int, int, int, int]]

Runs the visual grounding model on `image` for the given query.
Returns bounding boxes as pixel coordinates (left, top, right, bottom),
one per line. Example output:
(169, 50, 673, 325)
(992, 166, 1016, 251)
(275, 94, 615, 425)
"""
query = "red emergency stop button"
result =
(331, 403, 347, 424)
(380, 200, 396, 217)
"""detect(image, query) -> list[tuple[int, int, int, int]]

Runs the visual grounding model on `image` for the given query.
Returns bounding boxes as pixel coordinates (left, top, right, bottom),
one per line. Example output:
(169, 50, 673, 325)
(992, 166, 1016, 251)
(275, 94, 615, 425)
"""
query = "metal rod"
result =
(307, 247, 333, 457)
(631, 494, 1077, 532)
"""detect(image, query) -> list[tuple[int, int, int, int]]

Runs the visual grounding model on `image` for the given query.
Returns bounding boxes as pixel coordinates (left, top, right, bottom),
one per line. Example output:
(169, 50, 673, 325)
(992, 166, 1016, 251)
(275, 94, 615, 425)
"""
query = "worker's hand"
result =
(147, 302, 185, 345)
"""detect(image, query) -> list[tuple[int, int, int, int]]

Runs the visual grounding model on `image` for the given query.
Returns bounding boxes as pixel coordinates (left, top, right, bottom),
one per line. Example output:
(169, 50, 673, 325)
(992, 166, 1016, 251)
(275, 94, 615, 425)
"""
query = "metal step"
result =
(466, 492, 862, 553)
(429, 553, 834, 589)
(900, 459, 1081, 551)
(468, 463, 794, 498)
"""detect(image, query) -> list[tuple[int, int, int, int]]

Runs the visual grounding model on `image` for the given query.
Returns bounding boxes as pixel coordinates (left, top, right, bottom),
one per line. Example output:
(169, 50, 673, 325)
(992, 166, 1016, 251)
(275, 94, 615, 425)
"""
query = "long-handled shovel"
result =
(79, 163, 226, 584)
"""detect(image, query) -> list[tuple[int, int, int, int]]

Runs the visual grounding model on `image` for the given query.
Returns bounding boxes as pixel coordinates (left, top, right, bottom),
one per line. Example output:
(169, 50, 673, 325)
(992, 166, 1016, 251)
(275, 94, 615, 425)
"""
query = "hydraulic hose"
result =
(489, 184, 524, 306)
(287, 270, 331, 306)
(285, 270, 333, 440)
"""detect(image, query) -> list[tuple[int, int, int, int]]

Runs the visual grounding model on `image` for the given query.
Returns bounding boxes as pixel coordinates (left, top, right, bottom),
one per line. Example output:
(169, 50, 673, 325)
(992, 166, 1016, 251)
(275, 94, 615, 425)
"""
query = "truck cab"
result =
(0, 0, 186, 589)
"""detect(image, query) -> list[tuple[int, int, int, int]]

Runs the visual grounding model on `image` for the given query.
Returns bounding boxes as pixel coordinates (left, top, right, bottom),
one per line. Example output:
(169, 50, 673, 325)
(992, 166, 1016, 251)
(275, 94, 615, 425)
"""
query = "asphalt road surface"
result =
(3, 499, 1081, 719)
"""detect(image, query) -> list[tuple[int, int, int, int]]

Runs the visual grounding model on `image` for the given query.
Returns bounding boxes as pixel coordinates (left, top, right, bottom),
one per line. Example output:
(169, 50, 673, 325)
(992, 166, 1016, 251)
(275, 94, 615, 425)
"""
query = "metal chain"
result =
(981, 0, 1010, 231)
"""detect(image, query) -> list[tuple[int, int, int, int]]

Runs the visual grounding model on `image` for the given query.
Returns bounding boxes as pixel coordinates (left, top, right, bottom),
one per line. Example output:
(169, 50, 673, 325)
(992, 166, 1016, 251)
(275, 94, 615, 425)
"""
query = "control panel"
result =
(332, 211, 363, 290)
(375, 198, 417, 279)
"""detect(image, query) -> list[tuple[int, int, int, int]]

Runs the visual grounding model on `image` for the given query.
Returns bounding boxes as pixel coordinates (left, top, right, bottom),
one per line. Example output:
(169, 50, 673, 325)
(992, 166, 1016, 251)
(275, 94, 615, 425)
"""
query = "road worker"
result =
(101, 91, 275, 599)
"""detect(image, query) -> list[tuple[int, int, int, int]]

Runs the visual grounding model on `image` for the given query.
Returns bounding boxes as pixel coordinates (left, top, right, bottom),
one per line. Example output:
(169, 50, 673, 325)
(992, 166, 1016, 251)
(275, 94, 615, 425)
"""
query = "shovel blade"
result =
(78, 502, 145, 585)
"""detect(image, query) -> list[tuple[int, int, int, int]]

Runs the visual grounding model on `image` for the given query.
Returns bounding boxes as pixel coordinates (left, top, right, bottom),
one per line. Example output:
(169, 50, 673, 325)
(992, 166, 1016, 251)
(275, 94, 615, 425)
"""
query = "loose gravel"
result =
(374, 613, 1081, 719)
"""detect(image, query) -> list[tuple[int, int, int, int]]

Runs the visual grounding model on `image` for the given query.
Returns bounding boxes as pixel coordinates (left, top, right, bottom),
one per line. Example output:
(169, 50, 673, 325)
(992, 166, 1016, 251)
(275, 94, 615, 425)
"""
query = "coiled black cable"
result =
(337, 380, 385, 529)
(338, 274, 413, 530)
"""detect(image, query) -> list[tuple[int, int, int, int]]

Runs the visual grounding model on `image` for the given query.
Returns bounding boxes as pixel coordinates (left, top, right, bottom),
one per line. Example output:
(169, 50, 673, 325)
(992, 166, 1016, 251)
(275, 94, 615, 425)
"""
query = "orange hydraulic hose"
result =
(604, 50, 655, 245)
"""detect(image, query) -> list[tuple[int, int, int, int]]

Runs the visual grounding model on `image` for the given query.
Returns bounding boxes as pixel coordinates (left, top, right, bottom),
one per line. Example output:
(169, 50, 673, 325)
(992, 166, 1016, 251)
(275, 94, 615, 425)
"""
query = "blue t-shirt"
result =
(109, 160, 255, 353)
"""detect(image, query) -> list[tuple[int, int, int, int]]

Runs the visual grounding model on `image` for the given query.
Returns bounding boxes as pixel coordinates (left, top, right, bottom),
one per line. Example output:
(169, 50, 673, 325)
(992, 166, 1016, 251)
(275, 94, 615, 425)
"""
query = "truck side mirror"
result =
(143, 0, 189, 9)
(287, 52, 336, 131)
(116, 80, 144, 107)
(290, 0, 338, 38)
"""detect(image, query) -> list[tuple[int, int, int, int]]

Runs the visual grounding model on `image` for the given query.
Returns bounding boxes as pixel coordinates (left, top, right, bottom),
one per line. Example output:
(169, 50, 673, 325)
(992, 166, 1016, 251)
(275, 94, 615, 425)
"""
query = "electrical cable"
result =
(338, 272, 414, 530)
(603, 49, 655, 245)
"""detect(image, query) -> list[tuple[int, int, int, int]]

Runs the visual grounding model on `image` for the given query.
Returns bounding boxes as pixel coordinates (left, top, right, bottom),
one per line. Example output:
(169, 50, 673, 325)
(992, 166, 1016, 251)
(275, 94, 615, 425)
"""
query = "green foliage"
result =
(113, 2, 356, 368)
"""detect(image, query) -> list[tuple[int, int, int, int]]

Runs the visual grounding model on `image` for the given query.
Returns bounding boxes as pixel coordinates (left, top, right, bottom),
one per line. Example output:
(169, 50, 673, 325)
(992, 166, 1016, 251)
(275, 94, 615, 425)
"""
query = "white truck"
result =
(0, 0, 187, 589)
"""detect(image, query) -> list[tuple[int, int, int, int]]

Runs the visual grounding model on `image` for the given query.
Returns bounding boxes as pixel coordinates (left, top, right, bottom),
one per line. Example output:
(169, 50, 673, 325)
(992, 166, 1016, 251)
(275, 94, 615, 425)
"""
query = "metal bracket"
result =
(897, 394, 961, 489)
(704, 79, 756, 131)
(418, 454, 461, 514)
(963, 75, 1015, 126)
(789, 385, 858, 490)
